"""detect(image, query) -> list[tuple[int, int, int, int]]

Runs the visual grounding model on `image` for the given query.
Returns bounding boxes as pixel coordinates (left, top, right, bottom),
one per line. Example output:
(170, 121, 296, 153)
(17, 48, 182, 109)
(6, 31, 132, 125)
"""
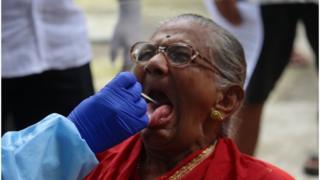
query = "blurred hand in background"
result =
(110, 0, 141, 71)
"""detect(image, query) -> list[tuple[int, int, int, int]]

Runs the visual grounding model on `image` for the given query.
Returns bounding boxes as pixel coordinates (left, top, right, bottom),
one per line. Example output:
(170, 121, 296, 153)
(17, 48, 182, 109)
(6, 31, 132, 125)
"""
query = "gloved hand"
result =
(68, 72, 148, 153)
(110, 0, 141, 71)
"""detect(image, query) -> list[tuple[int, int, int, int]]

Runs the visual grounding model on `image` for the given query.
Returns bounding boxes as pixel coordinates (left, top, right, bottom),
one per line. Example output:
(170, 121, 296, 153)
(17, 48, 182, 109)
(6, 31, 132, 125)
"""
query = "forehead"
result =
(150, 20, 209, 48)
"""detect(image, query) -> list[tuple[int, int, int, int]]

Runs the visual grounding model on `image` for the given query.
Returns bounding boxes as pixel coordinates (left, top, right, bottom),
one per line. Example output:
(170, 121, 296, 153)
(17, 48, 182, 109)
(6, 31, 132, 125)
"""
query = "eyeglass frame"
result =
(129, 41, 217, 72)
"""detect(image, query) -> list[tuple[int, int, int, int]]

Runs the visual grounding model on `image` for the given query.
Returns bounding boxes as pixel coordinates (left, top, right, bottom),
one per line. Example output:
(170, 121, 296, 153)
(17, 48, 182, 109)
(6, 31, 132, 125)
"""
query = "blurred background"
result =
(76, 0, 318, 179)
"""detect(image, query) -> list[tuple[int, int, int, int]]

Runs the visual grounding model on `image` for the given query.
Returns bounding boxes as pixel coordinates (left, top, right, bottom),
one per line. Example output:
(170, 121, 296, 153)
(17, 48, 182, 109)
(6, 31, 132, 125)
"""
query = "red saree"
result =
(85, 134, 294, 179)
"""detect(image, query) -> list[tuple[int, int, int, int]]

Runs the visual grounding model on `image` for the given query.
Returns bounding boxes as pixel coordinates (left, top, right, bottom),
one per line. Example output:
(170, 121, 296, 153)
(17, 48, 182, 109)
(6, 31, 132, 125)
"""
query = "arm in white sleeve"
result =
(1, 113, 98, 180)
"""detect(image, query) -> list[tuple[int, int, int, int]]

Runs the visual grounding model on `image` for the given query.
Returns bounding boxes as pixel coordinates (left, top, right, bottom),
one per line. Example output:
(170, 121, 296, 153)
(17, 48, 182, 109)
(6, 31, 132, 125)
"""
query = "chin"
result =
(141, 127, 177, 150)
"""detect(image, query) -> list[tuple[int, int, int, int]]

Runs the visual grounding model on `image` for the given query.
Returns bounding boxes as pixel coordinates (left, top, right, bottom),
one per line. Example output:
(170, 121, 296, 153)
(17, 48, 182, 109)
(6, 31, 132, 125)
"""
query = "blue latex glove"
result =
(68, 72, 148, 153)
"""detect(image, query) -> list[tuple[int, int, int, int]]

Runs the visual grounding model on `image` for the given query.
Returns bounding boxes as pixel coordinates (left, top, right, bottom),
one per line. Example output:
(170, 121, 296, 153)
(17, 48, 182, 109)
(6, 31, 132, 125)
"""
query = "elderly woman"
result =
(86, 14, 293, 179)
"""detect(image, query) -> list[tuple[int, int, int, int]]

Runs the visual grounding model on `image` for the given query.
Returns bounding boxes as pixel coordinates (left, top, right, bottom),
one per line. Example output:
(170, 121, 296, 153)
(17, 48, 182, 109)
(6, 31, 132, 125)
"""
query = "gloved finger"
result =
(119, 95, 146, 115)
(127, 82, 142, 102)
(138, 114, 149, 127)
(140, 114, 149, 127)
(133, 97, 148, 116)
(109, 72, 137, 89)
(116, 109, 148, 132)
(122, 112, 149, 132)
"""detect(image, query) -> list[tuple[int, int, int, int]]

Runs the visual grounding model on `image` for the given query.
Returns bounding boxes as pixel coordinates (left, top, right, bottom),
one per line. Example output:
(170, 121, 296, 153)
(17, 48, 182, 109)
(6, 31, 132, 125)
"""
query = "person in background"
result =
(219, 0, 318, 176)
(204, 0, 263, 89)
(2, 72, 149, 180)
(1, 0, 141, 134)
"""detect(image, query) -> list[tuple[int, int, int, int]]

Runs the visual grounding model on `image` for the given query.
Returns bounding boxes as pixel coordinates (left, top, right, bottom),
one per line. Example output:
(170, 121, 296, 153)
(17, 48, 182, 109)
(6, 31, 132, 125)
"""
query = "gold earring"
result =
(210, 109, 223, 121)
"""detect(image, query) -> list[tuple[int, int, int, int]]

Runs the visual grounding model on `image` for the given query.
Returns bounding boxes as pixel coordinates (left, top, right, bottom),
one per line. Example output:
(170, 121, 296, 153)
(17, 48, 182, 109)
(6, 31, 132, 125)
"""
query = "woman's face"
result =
(133, 21, 221, 153)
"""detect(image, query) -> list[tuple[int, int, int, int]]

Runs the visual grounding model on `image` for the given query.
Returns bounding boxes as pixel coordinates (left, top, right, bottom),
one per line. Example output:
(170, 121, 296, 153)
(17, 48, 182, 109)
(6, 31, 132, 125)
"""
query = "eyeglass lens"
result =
(132, 43, 194, 65)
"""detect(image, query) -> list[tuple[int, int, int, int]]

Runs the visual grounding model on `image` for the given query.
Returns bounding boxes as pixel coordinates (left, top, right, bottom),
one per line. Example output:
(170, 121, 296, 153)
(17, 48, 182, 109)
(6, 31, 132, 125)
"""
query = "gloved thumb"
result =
(107, 72, 137, 89)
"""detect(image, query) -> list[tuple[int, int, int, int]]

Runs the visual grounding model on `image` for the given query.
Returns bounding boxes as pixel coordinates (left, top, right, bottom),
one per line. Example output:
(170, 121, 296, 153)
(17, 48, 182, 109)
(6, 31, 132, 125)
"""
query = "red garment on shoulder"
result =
(85, 134, 294, 180)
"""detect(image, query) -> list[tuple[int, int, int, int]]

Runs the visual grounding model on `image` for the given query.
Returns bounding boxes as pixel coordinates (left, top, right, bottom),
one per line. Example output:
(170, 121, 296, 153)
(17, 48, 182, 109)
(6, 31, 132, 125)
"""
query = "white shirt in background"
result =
(2, 0, 92, 78)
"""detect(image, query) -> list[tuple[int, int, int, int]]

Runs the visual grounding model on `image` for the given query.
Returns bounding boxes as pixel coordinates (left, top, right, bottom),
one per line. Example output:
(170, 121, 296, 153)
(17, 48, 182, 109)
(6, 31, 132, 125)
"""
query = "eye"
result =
(133, 44, 156, 62)
(137, 49, 155, 61)
(167, 46, 193, 64)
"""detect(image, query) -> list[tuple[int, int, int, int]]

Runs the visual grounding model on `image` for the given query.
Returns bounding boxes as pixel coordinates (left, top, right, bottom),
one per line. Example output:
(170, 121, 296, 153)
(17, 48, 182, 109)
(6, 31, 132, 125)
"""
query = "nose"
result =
(144, 52, 169, 77)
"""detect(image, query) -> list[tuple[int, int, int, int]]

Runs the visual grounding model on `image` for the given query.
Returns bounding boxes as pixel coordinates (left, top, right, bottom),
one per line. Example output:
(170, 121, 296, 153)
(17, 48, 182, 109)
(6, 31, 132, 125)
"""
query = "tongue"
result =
(148, 104, 172, 127)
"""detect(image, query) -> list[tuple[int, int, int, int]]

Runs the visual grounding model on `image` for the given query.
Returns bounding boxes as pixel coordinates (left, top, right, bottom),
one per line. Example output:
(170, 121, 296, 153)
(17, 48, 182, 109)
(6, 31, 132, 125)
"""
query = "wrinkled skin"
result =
(132, 20, 225, 178)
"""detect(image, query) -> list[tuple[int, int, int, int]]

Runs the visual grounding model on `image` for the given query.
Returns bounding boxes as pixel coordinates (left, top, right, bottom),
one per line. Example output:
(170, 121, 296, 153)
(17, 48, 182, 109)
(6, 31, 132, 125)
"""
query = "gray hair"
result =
(157, 14, 247, 136)
(158, 13, 246, 88)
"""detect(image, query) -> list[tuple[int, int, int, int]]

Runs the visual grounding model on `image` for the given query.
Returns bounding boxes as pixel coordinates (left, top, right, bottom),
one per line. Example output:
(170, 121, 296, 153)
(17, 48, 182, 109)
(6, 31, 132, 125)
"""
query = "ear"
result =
(215, 85, 244, 120)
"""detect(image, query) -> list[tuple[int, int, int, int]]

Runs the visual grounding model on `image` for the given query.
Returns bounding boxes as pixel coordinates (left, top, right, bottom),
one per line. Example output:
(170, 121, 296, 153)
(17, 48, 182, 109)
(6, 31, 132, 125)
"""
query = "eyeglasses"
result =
(130, 42, 215, 71)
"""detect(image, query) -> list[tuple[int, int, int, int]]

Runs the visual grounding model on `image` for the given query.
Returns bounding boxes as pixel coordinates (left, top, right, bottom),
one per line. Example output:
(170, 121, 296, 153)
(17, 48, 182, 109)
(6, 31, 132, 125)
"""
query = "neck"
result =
(142, 147, 192, 170)
(139, 138, 217, 179)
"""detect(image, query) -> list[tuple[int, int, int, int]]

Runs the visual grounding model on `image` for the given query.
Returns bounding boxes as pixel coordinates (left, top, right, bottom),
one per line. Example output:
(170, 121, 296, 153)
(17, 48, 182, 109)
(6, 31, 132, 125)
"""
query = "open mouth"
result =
(148, 91, 171, 108)
(144, 90, 174, 128)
